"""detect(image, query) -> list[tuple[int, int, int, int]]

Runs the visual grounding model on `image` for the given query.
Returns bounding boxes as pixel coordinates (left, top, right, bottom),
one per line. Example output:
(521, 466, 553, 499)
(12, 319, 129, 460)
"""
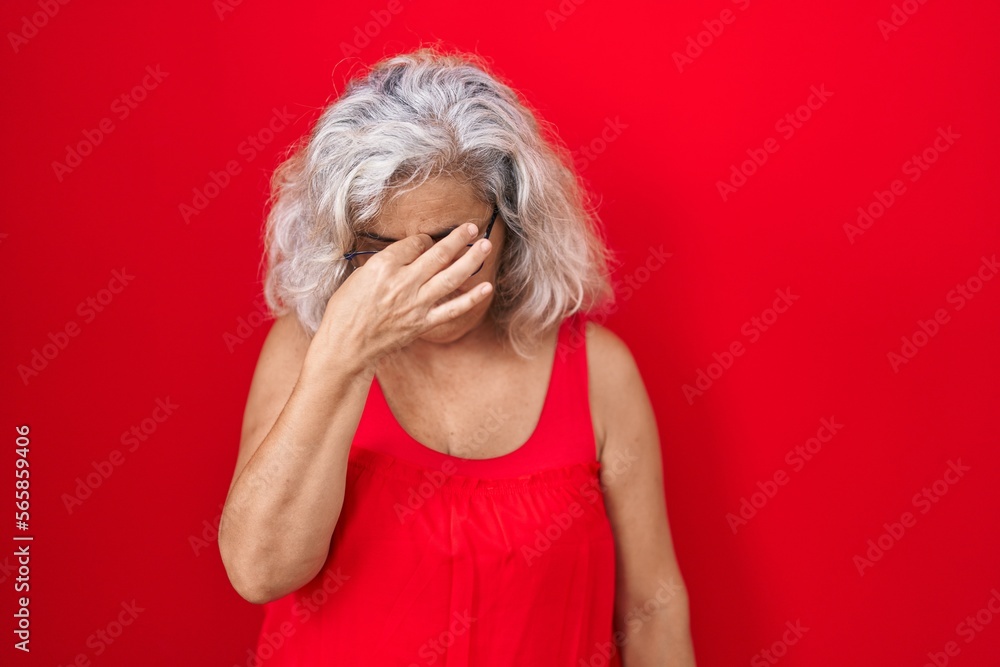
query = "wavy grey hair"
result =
(260, 45, 618, 358)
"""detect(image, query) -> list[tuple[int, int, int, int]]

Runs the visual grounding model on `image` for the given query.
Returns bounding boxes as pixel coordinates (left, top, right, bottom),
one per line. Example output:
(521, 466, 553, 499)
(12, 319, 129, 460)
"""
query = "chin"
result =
(418, 318, 474, 344)
(418, 303, 491, 345)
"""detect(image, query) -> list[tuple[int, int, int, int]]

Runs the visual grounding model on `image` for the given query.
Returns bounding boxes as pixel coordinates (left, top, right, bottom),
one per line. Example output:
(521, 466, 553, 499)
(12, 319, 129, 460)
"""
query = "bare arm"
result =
(588, 322, 696, 667)
(219, 220, 496, 604)
(218, 313, 374, 604)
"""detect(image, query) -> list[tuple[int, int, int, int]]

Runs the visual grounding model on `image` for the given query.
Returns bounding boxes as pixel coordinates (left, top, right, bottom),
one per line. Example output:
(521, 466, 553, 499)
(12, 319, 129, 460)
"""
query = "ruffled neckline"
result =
(347, 445, 602, 495)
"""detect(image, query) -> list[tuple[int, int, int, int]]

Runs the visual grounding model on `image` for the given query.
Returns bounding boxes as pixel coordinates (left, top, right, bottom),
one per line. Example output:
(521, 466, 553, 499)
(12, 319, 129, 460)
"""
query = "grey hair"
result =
(260, 45, 619, 358)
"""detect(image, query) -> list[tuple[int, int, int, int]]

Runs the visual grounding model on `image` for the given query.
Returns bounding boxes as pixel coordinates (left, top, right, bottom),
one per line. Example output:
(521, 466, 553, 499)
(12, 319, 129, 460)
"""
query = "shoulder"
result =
(580, 318, 649, 457)
(263, 310, 312, 359)
(251, 311, 314, 382)
(581, 318, 636, 376)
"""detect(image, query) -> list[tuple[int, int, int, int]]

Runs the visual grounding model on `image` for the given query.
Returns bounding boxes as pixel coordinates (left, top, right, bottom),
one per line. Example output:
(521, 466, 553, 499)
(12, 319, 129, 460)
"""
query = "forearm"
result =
(618, 588, 696, 667)
(219, 350, 374, 603)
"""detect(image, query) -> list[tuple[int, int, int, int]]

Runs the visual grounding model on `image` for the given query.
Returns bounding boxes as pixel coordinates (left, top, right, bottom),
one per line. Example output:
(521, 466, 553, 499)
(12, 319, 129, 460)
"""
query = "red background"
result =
(3, 0, 999, 665)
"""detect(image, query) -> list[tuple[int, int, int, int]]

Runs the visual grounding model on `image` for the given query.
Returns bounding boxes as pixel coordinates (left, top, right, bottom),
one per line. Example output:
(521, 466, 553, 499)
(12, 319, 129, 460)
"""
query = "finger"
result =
(369, 233, 433, 268)
(408, 222, 480, 281)
(418, 236, 492, 304)
(424, 281, 493, 329)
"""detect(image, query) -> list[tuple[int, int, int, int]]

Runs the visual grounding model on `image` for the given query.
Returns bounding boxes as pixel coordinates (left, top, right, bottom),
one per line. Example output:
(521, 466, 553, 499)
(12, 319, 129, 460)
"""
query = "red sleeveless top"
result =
(254, 312, 621, 666)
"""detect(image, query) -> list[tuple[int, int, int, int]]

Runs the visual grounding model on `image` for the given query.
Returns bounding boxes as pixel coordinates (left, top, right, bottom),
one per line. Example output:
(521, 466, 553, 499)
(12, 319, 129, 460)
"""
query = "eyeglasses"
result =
(342, 204, 500, 276)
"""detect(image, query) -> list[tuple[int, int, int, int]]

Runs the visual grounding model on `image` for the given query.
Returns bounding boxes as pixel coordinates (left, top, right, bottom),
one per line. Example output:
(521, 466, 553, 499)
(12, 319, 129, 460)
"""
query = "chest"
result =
(375, 360, 554, 459)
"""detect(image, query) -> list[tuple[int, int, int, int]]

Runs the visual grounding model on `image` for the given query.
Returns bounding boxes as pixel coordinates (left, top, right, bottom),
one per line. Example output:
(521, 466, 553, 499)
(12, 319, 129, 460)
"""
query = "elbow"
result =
(621, 576, 691, 627)
(222, 555, 307, 605)
(238, 580, 295, 606)
(219, 543, 274, 604)
(217, 529, 276, 604)
(230, 573, 280, 605)
(219, 529, 324, 605)
(662, 580, 691, 627)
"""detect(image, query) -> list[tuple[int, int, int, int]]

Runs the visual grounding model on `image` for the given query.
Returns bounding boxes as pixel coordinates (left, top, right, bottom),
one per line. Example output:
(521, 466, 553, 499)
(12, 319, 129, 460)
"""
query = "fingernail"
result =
(467, 223, 478, 238)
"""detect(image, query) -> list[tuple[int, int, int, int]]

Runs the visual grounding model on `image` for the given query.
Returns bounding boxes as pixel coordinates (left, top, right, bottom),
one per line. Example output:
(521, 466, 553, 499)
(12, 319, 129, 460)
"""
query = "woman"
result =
(219, 46, 695, 666)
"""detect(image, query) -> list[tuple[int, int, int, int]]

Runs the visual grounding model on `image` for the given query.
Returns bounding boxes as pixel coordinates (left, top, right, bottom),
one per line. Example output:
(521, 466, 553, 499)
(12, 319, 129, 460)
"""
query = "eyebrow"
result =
(358, 225, 461, 243)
